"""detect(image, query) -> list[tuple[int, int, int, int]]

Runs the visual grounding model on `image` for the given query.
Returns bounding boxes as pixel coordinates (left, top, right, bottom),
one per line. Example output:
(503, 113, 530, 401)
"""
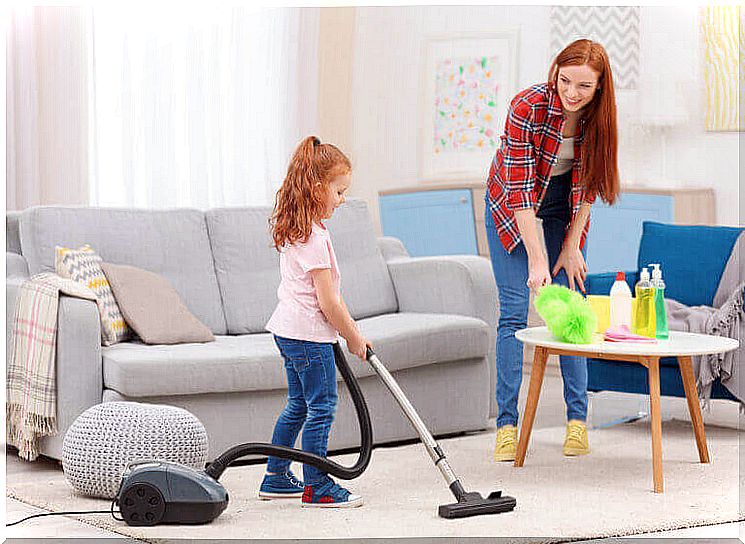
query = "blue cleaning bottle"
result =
(650, 263, 669, 339)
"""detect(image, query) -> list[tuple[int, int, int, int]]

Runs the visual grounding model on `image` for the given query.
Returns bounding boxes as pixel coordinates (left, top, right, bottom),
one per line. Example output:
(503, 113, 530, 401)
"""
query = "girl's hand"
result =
(527, 255, 552, 292)
(347, 333, 372, 360)
(552, 246, 587, 293)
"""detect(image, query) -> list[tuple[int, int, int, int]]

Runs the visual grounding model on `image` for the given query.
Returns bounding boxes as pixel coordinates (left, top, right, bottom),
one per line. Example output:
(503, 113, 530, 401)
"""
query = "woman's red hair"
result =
(270, 136, 352, 250)
(548, 39, 620, 204)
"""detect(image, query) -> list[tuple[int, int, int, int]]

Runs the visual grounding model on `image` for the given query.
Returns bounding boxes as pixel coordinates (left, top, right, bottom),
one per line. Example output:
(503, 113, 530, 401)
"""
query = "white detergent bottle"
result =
(609, 271, 633, 329)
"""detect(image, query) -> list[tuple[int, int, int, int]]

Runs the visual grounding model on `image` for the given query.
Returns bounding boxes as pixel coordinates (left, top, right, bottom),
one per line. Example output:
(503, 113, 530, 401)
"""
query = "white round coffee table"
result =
(514, 327, 739, 493)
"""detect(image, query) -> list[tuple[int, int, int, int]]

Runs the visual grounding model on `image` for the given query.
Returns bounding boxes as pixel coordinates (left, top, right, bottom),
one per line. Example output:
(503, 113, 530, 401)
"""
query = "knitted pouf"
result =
(62, 401, 209, 498)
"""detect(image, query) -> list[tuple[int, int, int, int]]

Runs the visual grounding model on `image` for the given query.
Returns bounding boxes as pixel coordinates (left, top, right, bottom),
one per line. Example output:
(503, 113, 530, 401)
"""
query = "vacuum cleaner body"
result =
(116, 461, 228, 526)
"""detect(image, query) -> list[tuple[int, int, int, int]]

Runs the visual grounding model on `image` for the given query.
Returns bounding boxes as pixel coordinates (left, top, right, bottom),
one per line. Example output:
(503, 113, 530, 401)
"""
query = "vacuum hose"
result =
(204, 343, 372, 481)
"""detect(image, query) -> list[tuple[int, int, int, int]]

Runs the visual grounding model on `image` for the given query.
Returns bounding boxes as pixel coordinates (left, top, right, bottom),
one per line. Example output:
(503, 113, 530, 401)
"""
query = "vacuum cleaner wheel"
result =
(118, 482, 166, 526)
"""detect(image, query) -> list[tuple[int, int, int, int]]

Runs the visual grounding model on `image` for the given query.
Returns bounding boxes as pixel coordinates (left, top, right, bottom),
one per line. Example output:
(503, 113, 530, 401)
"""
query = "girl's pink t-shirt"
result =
(265, 222, 340, 343)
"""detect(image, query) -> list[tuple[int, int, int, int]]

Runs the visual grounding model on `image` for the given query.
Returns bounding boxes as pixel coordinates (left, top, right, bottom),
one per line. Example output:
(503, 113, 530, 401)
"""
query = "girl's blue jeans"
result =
(266, 335, 338, 485)
(485, 176, 588, 429)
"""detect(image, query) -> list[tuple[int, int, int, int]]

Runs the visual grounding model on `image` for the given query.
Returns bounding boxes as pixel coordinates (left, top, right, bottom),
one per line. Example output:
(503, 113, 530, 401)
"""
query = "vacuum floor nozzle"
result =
(438, 490, 517, 519)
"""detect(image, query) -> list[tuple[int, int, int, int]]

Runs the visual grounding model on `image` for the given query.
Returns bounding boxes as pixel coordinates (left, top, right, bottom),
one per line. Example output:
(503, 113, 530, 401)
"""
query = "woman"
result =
(485, 39, 620, 461)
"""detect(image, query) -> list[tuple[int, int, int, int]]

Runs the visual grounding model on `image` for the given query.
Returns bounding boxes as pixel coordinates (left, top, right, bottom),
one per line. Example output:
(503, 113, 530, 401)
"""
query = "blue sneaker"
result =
(258, 471, 304, 500)
(301, 476, 363, 508)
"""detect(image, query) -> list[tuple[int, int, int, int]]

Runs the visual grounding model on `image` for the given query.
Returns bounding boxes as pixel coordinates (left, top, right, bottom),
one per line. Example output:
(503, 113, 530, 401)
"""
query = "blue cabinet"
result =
(379, 189, 478, 257)
(380, 186, 713, 267)
(586, 193, 673, 274)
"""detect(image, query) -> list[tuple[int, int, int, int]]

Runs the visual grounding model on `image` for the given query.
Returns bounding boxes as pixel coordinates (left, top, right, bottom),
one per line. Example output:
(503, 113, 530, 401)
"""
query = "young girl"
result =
(260, 136, 372, 508)
(485, 39, 620, 461)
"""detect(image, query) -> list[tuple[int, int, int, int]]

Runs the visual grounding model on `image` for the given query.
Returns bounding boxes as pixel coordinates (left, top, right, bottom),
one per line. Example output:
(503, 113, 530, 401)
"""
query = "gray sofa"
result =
(6, 200, 499, 462)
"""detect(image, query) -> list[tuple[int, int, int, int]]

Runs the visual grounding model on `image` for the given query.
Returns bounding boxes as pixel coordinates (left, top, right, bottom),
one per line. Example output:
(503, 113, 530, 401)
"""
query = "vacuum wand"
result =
(364, 347, 516, 518)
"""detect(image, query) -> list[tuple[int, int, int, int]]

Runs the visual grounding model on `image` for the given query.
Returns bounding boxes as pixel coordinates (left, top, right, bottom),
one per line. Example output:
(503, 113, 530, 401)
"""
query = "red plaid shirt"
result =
(486, 83, 596, 253)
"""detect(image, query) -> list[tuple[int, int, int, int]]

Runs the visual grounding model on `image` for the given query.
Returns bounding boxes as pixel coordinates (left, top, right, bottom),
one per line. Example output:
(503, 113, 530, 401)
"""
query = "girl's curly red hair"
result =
(270, 136, 352, 251)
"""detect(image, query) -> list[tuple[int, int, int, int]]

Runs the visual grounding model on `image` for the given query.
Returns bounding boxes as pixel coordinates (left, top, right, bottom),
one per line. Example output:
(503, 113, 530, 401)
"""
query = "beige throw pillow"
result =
(101, 263, 215, 345)
(55, 244, 131, 345)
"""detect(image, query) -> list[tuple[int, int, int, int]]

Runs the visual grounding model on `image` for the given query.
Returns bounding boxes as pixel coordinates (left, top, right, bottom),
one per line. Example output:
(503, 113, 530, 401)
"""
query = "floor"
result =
(5, 362, 743, 542)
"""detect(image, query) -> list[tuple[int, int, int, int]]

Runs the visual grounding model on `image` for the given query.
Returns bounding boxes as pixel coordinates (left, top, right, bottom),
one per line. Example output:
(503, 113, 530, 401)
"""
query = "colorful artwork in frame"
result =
(433, 56, 500, 154)
(420, 32, 519, 181)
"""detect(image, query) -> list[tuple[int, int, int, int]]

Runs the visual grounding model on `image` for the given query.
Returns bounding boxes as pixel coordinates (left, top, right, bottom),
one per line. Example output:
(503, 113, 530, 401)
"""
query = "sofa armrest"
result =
(386, 255, 497, 326)
(44, 296, 103, 459)
(6, 277, 24, 350)
(7, 252, 30, 279)
(376, 236, 409, 262)
(6, 254, 31, 338)
(6, 272, 104, 459)
(387, 255, 498, 417)
(586, 270, 637, 296)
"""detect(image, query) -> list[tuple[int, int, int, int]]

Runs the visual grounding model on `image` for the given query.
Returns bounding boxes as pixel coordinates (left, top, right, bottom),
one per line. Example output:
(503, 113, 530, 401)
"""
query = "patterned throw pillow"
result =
(55, 245, 130, 345)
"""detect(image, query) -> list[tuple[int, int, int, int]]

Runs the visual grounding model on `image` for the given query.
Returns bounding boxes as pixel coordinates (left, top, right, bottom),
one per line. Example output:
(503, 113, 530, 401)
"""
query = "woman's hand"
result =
(552, 246, 587, 293)
(527, 255, 552, 292)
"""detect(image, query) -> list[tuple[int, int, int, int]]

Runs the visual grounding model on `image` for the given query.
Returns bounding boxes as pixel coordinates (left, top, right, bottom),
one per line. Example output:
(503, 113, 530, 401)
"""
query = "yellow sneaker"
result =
(563, 420, 590, 456)
(494, 425, 518, 462)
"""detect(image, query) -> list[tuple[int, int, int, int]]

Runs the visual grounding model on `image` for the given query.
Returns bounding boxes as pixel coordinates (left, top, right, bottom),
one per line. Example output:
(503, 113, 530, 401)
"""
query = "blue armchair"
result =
(585, 221, 743, 401)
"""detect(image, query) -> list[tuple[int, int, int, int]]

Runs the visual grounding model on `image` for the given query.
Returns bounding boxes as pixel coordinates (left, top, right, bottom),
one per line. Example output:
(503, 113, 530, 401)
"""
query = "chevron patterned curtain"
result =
(550, 6, 640, 91)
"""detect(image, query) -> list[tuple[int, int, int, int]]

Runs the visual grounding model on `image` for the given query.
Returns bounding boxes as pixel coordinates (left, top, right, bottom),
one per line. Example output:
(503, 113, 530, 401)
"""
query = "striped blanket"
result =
(7, 272, 98, 461)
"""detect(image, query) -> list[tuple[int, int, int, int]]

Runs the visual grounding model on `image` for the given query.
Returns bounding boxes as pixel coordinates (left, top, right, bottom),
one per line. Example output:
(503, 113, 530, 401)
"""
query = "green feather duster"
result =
(533, 285, 597, 344)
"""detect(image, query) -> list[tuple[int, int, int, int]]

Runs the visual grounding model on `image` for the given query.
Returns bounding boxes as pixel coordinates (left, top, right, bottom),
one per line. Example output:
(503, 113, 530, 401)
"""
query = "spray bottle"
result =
(633, 267, 656, 338)
(650, 263, 669, 339)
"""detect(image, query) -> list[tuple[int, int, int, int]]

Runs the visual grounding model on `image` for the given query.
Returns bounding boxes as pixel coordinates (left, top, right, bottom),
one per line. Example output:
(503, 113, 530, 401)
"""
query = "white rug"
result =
(6, 420, 744, 542)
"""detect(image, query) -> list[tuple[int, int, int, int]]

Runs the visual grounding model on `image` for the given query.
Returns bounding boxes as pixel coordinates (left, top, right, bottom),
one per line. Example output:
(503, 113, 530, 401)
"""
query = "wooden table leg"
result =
(515, 346, 549, 467)
(647, 356, 664, 493)
(678, 355, 710, 463)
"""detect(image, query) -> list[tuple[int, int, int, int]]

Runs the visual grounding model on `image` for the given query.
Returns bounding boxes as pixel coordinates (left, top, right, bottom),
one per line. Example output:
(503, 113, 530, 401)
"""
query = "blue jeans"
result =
(485, 173, 588, 428)
(266, 335, 338, 485)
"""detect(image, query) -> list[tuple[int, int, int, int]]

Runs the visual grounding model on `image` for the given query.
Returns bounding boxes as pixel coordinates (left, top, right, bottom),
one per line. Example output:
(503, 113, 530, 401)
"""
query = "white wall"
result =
(630, 6, 740, 227)
(349, 5, 740, 233)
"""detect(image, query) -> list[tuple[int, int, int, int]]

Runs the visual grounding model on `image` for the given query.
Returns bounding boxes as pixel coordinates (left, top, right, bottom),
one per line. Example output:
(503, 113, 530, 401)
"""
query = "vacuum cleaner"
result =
(115, 345, 516, 525)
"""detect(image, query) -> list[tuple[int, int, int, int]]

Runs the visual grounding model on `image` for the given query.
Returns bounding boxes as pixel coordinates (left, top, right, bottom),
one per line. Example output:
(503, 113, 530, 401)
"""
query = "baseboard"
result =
(588, 390, 743, 430)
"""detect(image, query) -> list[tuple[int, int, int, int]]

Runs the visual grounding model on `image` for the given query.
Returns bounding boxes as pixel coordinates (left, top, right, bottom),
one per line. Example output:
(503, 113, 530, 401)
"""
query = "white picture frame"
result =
(419, 31, 519, 181)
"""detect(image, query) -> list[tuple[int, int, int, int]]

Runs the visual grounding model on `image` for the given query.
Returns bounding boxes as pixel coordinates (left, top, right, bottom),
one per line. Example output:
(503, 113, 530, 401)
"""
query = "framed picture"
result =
(419, 31, 519, 181)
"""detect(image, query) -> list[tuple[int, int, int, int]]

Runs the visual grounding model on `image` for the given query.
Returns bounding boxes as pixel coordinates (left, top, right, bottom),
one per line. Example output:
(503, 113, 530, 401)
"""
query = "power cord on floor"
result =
(6, 499, 121, 527)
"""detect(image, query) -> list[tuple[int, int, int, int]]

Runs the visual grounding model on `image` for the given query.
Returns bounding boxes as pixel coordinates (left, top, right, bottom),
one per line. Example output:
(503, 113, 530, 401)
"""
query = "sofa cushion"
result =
(324, 200, 399, 318)
(204, 206, 281, 335)
(19, 206, 227, 334)
(637, 222, 743, 307)
(205, 199, 398, 334)
(102, 312, 489, 397)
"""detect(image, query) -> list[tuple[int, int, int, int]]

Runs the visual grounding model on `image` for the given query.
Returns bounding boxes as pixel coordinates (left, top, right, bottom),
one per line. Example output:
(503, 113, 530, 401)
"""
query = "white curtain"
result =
(7, 7, 91, 210)
(89, 7, 319, 208)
